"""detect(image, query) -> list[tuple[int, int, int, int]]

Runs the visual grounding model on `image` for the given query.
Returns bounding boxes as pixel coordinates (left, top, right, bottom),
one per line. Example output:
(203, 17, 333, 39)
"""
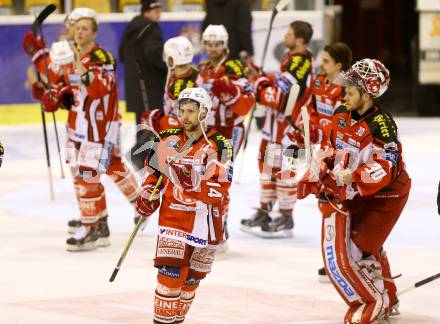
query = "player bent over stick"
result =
(296, 59, 411, 323)
(136, 87, 233, 323)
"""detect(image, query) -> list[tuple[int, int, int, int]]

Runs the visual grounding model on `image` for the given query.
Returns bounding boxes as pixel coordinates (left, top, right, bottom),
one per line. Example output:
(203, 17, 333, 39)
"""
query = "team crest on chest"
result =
(338, 117, 346, 128)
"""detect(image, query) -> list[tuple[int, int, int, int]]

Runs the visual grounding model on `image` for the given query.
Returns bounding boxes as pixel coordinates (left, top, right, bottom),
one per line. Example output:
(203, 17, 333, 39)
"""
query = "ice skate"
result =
(67, 218, 81, 234)
(97, 221, 110, 247)
(66, 225, 99, 252)
(258, 213, 294, 238)
(240, 208, 271, 235)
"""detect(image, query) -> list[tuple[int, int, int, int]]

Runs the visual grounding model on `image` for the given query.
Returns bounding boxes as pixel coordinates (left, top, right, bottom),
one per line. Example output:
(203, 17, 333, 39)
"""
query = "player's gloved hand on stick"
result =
(32, 81, 46, 100)
(211, 78, 239, 105)
(22, 31, 45, 58)
(136, 183, 161, 217)
(58, 86, 76, 110)
(41, 89, 60, 112)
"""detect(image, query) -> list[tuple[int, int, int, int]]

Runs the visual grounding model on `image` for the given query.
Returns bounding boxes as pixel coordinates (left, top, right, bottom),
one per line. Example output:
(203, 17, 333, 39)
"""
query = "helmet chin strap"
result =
(198, 110, 213, 148)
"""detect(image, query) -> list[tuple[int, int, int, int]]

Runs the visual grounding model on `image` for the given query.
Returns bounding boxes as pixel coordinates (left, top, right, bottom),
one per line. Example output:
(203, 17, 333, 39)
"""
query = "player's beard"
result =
(183, 121, 199, 132)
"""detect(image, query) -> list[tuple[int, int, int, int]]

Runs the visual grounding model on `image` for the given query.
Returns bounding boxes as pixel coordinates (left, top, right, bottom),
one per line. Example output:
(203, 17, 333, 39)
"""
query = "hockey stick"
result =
(235, 0, 290, 184)
(33, 4, 65, 180)
(398, 272, 440, 296)
(260, 0, 290, 71)
(301, 106, 311, 167)
(30, 4, 57, 200)
(109, 135, 195, 282)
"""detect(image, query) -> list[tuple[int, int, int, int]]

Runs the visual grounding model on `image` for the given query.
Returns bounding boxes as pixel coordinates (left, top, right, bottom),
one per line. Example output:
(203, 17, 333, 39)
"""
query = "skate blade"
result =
(97, 237, 111, 247)
(257, 230, 293, 239)
(67, 226, 80, 235)
(240, 225, 264, 236)
(66, 242, 97, 252)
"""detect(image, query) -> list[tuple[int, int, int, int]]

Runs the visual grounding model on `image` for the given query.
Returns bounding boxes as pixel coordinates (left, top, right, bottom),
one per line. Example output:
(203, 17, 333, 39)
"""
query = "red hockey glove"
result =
(309, 123, 320, 144)
(22, 31, 45, 58)
(31, 81, 46, 100)
(287, 130, 305, 148)
(258, 86, 278, 109)
(136, 183, 161, 217)
(41, 89, 60, 112)
(140, 109, 163, 132)
(57, 86, 76, 110)
(297, 170, 320, 199)
(211, 78, 239, 105)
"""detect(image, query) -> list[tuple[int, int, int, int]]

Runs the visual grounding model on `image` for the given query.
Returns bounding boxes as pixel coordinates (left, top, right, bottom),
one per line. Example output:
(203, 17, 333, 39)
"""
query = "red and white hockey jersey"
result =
(142, 128, 233, 246)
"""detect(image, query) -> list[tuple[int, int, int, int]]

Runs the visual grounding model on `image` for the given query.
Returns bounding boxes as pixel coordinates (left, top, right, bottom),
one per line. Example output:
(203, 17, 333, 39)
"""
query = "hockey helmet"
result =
(177, 87, 212, 119)
(163, 36, 194, 68)
(49, 40, 75, 71)
(66, 7, 98, 25)
(342, 58, 390, 98)
(202, 24, 228, 47)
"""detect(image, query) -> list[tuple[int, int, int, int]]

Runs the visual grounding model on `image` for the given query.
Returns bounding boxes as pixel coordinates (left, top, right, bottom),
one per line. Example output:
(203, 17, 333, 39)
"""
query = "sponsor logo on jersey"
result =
(348, 137, 360, 147)
(317, 102, 333, 116)
(159, 227, 208, 246)
(326, 245, 355, 297)
(356, 127, 366, 137)
(373, 114, 391, 138)
(325, 225, 335, 241)
(338, 117, 346, 128)
(384, 151, 398, 165)
(314, 78, 322, 89)
(158, 266, 181, 278)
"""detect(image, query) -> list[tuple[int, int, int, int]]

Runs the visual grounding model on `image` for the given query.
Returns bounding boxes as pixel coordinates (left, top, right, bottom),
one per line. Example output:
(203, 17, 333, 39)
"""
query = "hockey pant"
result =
(72, 155, 138, 226)
(153, 236, 217, 323)
(321, 171, 410, 323)
(258, 139, 297, 213)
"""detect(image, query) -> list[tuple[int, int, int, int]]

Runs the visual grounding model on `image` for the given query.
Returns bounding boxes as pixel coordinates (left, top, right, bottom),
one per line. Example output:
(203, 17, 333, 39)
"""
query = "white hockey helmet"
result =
(342, 58, 390, 98)
(66, 7, 98, 25)
(202, 24, 228, 47)
(177, 87, 212, 118)
(50, 40, 75, 66)
(163, 36, 194, 68)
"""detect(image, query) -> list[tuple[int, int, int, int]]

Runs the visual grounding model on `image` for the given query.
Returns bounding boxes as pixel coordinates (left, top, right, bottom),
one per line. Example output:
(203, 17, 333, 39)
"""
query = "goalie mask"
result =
(341, 58, 390, 98)
(202, 24, 228, 48)
(163, 36, 194, 69)
(177, 87, 212, 122)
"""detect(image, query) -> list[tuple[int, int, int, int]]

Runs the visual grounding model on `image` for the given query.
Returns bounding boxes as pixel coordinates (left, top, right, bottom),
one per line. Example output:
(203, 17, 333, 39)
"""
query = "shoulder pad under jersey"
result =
(90, 47, 116, 67)
(210, 131, 234, 162)
(168, 68, 199, 99)
(334, 104, 349, 115)
(159, 128, 183, 139)
(367, 109, 398, 143)
(286, 54, 312, 81)
(223, 59, 246, 79)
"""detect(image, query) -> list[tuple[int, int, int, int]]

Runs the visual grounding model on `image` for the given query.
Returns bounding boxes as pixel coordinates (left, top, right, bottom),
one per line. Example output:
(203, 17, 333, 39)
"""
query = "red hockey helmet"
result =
(343, 58, 390, 98)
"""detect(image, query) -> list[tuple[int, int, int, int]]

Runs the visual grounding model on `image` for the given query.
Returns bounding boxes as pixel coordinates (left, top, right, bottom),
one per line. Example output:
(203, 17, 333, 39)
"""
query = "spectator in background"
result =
(119, 0, 167, 170)
(202, 0, 254, 62)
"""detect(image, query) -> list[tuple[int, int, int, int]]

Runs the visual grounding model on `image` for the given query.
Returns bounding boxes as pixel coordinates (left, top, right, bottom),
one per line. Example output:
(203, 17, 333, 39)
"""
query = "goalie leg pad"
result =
(322, 210, 387, 324)
(74, 178, 106, 226)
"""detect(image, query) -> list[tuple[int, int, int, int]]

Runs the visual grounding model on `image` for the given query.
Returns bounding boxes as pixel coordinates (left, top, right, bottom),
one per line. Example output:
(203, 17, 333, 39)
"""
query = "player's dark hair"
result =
(290, 21, 313, 45)
(324, 42, 352, 71)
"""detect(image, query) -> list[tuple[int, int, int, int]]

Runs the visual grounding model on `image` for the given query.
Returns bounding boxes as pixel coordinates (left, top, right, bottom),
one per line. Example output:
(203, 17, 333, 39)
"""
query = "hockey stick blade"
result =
(284, 84, 300, 118)
(398, 272, 440, 296)
(31, 4, 56, 35)
(275, 0, 291, 14)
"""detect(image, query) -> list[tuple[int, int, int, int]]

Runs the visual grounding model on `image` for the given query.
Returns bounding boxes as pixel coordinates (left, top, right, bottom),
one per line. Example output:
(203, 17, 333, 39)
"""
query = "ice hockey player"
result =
(240, 21, 314, 238)
(22, 11, 139, 251)
(297, 58, 411, 323)
(199, 24, 255, 247)
(136, 87, 233, 323)
(140, 35, 199, 135)
(305, 42, 353, 282)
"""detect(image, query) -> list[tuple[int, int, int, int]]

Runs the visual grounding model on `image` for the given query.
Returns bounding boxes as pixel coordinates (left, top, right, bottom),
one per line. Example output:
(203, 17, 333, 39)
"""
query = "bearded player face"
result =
(179, 100, 203, 132)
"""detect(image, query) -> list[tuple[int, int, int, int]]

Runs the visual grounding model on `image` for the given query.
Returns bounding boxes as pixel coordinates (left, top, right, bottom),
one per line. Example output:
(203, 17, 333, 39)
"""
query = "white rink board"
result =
(0, 117, 440, 323)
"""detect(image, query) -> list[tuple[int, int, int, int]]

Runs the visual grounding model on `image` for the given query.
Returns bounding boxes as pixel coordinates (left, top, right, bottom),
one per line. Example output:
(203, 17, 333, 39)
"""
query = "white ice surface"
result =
(0, 117, 439, 323)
